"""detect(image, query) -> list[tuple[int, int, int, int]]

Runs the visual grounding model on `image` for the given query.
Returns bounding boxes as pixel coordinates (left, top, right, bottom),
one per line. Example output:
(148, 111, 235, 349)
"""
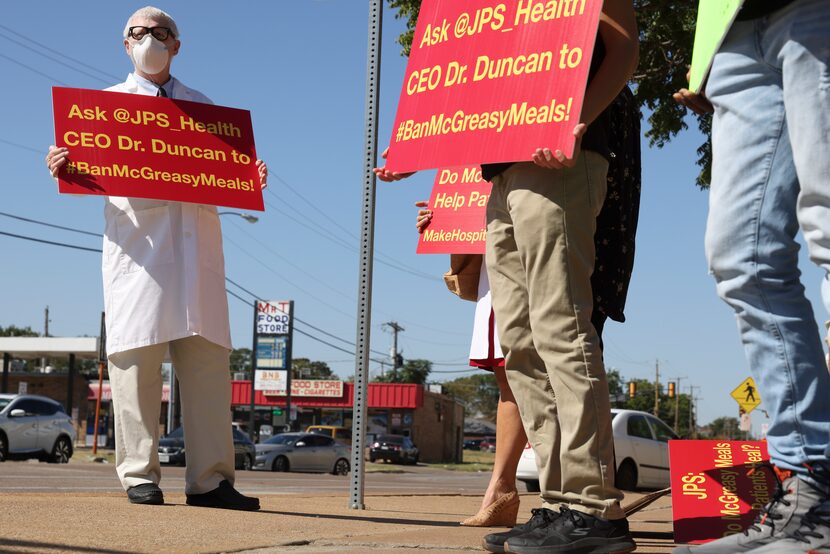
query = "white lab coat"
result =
(101, 74, 231, 355)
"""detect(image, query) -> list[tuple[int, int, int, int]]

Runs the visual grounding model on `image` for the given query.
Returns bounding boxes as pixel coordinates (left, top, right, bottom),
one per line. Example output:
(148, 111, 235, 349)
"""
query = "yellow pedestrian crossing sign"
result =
(731, 377, 761, 414)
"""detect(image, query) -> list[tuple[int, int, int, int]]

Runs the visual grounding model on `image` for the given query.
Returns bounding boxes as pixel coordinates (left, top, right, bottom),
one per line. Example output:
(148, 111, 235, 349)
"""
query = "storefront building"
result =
(230, 381, 464, 463)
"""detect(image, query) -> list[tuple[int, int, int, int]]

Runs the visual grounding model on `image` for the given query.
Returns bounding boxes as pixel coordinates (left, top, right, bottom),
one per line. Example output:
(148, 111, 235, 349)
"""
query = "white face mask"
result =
(130, 35, 170, 75)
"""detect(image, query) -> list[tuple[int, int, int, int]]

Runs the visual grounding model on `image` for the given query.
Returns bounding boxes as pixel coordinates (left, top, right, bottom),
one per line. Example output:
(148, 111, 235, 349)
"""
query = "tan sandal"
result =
(460, 491, 520, 527)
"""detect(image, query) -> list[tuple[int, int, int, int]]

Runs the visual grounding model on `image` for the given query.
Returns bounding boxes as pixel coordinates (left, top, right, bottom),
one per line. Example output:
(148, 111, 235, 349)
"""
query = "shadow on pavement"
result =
(256, 509, 462, 527)
(0, 538, 134, 554)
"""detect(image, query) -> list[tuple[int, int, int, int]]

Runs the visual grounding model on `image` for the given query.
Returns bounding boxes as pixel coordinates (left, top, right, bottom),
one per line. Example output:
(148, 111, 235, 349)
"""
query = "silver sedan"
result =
(254, 432, 351, 475)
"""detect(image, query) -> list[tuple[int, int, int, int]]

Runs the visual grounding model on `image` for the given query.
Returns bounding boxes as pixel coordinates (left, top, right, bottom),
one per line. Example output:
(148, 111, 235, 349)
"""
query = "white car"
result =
(0, 394, 77, 463)
(516, 408, 678, 492)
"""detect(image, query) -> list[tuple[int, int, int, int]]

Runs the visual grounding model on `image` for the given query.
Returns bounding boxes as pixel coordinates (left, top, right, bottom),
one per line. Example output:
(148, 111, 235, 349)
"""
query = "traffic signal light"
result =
(628, 381, 636, 399)
(668, 382, 676, 398)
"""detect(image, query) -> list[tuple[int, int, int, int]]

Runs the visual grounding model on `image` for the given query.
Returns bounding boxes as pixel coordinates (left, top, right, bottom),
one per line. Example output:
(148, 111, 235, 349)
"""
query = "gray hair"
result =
(123, 6, 179, 38)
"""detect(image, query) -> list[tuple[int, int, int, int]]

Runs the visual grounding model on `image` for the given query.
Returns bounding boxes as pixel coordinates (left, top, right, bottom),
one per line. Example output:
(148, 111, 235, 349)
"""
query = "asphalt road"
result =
(0, 458, 492, 497)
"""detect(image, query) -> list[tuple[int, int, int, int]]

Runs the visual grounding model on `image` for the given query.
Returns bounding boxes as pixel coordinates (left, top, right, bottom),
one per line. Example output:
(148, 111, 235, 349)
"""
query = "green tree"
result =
(293, 358, 337, 380)
(229, 348, 252, 375)
(442, 373, 499, 420)
(374, 358, 432, 384)
(387, 0, 710, 186)
(619, 377, 694, 437)
(702, 416, 744, 440)
(0, 325, 39, 337)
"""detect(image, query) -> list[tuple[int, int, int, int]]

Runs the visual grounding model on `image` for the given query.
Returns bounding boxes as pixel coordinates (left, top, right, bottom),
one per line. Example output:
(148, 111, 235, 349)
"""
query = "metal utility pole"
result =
(383, 321, 405, 379)
(689, 385, 701, 439)
(249, 300, 258, 441)
(42, 306, 50, 371)
(654, 359, 660, 416)
(673, 376, 687, 434)
(349, 0, 382, 511)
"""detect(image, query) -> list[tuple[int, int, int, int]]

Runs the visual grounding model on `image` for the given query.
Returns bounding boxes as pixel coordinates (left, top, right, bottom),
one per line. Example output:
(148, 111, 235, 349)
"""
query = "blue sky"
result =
(0, 1, 826, 430)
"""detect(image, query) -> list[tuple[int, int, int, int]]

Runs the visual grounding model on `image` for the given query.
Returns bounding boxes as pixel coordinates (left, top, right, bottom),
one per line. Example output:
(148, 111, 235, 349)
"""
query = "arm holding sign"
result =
(414, 200, 432, 233)
(46, 145, 69, 179)
(673, 70, 714, 115)
(533, 0, 639, 170)
(374, 147, 415, 183)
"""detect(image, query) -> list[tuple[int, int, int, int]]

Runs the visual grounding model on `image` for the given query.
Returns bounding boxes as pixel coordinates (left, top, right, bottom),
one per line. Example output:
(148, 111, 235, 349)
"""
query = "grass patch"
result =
(425, 449, 496, 472)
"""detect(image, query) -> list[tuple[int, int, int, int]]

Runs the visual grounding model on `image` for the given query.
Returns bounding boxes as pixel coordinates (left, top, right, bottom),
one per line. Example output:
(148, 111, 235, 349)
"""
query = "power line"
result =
(0, 31, 112, 85)
(0, 229, 102, 253)
(0, 211, 103, 238)
(0, 138, 42, 154)
(0, 52, 71, 86)
(0, 24, 121, 81)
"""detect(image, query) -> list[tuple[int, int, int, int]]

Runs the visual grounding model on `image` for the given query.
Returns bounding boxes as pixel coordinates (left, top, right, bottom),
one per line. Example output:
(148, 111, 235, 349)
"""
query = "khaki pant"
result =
(485, 155, 624, 519)
(108, 335, 235, 495)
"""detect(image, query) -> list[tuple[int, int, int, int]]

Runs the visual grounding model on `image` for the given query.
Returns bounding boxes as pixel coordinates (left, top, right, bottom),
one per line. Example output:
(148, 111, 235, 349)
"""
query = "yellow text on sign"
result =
(730, 377, 761, 414)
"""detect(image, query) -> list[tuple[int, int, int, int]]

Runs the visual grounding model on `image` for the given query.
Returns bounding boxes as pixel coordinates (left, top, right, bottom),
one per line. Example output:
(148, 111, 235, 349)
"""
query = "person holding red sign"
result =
(379, 2, 640, 550)
(45, 6, 266, 511)
(414, 85, 642, 531)
(671, 0, 830, 552)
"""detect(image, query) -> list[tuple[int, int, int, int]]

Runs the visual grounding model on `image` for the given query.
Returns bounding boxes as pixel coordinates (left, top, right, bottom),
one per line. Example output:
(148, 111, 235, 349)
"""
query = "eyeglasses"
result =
(128, 26, 173, 41)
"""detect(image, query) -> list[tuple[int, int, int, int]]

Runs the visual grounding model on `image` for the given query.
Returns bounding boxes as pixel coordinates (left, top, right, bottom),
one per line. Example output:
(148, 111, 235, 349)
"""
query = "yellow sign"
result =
(731, 377, 761, 414)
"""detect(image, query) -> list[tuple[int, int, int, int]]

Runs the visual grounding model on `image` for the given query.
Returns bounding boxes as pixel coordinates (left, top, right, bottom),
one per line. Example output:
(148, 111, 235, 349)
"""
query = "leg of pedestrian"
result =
(108, 342, 167, 505)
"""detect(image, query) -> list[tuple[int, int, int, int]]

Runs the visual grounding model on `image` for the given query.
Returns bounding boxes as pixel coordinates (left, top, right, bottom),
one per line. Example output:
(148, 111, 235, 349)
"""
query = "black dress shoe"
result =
(186, 479, 260, 511)
(127, 483, 164, 505)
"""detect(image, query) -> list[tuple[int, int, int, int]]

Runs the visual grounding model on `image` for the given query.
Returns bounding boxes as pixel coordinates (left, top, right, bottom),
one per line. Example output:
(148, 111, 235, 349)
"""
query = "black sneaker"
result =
(185, 479, 260, 511)
(127, 483, 164, 505)
(483, 508, 561, 554)
(505, 506, 635, 554)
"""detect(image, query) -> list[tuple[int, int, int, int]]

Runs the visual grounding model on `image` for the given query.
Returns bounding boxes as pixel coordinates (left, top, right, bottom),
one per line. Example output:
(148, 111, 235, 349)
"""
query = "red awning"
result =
(230, 381, 423, 409)
(88, 382, 170, 402)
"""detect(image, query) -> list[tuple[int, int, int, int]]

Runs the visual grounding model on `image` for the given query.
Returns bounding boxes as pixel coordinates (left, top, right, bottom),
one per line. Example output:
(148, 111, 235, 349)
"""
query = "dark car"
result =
(463, 438, 484, 450)
(369, 434, 419, 465)
(158, 426, 256, 470)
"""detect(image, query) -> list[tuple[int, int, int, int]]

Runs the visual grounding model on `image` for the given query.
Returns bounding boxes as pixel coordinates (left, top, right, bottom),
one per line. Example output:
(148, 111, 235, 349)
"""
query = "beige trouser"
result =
(485, 155, 624, 520)
(108, 335, 235, 494)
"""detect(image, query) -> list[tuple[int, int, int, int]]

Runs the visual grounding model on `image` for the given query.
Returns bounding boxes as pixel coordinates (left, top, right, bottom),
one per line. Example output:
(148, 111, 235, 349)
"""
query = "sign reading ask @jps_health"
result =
(384, 0, 603, 173)
(52, 87, 263, 211)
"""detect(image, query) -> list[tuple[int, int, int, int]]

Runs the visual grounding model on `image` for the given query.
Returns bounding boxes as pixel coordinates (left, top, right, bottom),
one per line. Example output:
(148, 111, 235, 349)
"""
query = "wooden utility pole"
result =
(654, 359, 660, 416)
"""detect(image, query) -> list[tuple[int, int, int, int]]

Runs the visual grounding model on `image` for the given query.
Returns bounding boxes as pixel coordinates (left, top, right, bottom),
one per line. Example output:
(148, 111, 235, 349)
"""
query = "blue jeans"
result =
(705, 0, 830, 481)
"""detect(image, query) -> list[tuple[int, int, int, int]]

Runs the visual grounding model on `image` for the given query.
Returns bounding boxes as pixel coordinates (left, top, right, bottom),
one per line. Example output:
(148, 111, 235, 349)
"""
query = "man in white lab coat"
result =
(46, 6, 266, 510)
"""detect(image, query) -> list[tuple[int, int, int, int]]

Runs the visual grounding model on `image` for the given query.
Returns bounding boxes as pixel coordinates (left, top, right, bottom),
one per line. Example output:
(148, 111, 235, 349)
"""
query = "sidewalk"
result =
(1, 491, 676, 553)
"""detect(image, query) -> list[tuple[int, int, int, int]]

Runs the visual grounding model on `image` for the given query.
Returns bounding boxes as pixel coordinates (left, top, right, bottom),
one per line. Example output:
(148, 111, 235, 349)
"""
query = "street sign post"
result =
(730, 376, 761, 414)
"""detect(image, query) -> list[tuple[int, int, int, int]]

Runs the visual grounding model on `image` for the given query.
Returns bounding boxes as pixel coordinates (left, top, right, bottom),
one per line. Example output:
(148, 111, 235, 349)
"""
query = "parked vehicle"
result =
(463, 438, 484, 450)
(254, 432, 351, 475)
(158, 426, 256, 470)
(479, 437, 497, 453)
(369, 434, 419, 465)
(306, 425, 352, 445)
(0, 394, 76, 463)
(516, 409, 678, 492)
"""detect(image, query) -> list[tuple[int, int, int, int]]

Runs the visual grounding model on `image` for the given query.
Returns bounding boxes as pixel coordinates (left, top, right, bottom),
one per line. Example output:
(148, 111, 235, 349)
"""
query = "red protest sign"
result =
(52, 87, 263, 211)
(385, 0, 603, 173)
(669, 440, 776, 545)
(417, 166, 490, 254)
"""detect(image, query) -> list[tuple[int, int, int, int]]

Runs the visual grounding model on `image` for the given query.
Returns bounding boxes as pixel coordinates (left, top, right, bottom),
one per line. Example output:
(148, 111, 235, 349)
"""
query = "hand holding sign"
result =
(46, 145, 70, 178)
(373, 147, 416, 182)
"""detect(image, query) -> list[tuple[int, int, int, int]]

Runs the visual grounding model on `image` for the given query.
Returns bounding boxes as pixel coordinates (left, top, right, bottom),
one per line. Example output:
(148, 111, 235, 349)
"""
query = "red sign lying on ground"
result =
(384, 0, 603, 173)
(52, 87, 263, 210)
(669, 440, 776, 545)
(417, 166, 491, 254)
